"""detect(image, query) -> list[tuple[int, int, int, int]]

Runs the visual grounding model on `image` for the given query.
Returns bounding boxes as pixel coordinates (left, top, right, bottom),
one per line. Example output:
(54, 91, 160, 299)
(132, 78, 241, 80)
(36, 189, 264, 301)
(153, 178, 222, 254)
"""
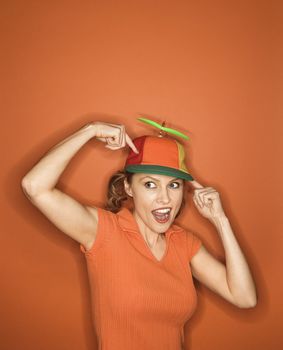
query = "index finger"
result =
(125, 134, 139, 154)
(190, 180, 204, 189)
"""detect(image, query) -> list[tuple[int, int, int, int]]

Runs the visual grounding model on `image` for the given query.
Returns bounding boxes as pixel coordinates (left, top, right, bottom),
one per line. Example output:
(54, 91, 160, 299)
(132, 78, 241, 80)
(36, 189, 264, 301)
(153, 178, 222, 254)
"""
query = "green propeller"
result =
(137, 117, 190, 140)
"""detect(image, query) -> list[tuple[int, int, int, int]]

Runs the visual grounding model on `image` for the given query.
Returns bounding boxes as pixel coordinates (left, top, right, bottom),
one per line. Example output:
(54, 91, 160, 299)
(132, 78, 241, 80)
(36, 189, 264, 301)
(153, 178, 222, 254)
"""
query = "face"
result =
(124, 173, 185, 236)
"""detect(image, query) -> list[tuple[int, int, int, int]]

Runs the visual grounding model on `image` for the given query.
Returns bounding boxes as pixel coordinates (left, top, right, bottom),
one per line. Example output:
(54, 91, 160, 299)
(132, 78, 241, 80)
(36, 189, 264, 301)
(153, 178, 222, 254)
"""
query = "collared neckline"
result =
(116, 206, 183, 237)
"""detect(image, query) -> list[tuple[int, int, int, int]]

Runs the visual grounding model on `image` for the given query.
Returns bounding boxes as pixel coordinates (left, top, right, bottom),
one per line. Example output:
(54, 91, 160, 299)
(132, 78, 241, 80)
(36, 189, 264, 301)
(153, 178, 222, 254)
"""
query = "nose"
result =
(156, 186, 170, 204)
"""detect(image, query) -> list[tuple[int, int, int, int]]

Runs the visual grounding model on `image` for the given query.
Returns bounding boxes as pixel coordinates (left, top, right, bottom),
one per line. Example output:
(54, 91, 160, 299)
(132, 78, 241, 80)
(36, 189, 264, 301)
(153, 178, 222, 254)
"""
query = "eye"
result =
(144, 181, 156, 189)
(169, 182, 181, 189)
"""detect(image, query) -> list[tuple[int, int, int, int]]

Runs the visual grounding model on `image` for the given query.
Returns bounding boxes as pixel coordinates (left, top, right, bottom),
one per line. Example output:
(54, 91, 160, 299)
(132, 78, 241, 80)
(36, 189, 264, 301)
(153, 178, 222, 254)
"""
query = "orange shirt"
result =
(80, 206, 202, 350)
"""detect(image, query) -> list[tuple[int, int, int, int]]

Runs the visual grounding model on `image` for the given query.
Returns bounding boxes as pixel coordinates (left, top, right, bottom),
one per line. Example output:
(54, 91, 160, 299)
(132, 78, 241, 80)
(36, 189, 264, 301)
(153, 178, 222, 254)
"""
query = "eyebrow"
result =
(139, 175, 181, 182)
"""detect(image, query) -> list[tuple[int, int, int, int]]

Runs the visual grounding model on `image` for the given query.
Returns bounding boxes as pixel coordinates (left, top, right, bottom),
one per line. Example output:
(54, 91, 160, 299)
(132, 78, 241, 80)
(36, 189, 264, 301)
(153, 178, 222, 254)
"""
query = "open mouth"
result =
(151, 207, 171, 224)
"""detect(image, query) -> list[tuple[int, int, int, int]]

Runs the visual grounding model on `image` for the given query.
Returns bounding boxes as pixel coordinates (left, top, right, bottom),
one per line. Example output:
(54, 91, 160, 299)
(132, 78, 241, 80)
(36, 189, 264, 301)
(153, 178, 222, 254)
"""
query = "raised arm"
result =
(189, 180, 258, 308)
(21, 121, 138, 250)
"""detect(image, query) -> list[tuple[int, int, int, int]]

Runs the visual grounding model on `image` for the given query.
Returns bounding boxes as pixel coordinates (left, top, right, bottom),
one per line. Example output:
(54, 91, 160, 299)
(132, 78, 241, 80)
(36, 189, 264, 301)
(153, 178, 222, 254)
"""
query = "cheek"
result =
(172, 188, 184, 199)
(132, 189, 156, 207)
(136, 189, 156, 201)
(175, 193, 185, 209)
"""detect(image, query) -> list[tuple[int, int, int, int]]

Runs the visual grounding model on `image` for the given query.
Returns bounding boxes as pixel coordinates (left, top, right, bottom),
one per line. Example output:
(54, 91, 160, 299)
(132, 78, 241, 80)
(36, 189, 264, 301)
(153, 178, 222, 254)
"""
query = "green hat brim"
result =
(125, 165, 194, 181)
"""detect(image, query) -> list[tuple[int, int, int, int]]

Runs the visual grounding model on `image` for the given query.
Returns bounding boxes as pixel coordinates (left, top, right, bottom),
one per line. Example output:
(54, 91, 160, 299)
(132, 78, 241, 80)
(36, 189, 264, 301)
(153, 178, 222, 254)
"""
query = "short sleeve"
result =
(186, 230, 202, 262)
(79, 206, 115, 256)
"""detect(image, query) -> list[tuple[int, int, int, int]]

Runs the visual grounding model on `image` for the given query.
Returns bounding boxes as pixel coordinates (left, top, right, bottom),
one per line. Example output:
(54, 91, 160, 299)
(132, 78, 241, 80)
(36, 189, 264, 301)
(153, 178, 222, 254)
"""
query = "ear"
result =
(124, 179, 133, 197)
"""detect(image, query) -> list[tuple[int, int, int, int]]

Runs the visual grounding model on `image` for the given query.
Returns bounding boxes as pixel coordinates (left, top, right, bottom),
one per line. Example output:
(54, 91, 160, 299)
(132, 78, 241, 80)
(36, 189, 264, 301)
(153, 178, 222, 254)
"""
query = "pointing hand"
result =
(190, 180, 226, 221)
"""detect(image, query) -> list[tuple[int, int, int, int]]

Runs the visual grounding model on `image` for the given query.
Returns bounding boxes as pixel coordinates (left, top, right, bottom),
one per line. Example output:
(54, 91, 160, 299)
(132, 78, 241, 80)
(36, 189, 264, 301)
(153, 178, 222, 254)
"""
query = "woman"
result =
(21, 121, 257, 350)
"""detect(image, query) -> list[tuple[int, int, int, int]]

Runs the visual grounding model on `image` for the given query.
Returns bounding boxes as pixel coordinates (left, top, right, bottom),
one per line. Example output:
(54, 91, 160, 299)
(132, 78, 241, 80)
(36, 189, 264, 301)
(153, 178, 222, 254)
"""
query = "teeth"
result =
(153, 208, 171, 214)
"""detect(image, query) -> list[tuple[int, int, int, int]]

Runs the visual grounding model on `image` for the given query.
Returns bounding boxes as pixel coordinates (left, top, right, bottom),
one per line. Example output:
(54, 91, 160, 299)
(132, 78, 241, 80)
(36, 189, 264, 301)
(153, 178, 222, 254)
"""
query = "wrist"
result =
(210, 214, 229, 226)
(81, 122, 100, 138)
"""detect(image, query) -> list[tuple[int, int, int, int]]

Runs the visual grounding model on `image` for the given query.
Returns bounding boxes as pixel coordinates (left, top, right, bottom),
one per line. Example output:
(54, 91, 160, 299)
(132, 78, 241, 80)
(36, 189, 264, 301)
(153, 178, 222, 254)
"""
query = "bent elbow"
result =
(247, 298, 258, 308)
(21, 178, 37, 198)
(237, 298, 258, 309)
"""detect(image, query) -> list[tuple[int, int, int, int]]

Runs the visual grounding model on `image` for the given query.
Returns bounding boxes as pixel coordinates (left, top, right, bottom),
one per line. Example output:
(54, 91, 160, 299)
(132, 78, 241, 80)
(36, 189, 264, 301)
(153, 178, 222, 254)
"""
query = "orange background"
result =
(1, 0, 282, 349)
